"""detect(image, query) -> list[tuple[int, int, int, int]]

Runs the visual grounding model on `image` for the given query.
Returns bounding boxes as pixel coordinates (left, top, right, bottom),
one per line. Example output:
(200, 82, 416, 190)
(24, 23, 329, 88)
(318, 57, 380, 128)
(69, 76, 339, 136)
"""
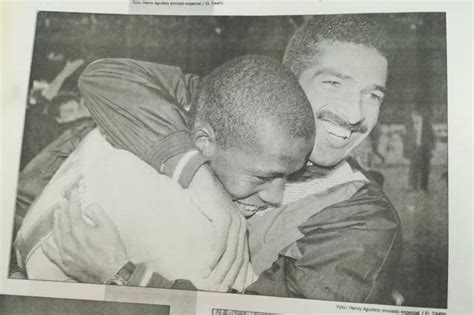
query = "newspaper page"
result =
(1, 1, 472, 314)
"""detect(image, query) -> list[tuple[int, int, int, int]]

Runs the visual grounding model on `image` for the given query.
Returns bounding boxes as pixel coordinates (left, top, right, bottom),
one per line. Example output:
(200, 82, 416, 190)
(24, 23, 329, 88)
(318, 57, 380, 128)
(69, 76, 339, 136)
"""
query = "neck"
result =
(288, 159, 345, 182)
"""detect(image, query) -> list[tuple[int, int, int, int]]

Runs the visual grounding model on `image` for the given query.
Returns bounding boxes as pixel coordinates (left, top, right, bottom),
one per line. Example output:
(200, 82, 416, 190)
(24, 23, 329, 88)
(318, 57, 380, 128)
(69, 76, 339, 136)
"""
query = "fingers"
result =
(62, 173, 82, 199)
(208, 211, 242, 291)
(52, 210, 65, 254)
(41, 239, 66, 270)
(55, 192, 82, 256)
(233, 234, 250, 292)
(85, 203, 115, 229)
(242, 240, 250, 285)
(57, 198, 74, 238)
(202, 214, 230, 277)
(66, 189, 83, 224)
(187, 166, 236, 277)
(219, 215, 247, 291)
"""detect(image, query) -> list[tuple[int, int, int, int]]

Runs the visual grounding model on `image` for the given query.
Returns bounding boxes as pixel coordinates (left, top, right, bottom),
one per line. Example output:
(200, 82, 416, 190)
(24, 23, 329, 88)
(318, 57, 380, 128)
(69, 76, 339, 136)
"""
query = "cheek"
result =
(363, 106, 380, 130)
(228, 182, 259, 200)
(218, 173, 258, 200)
(306, 88, 327, 113)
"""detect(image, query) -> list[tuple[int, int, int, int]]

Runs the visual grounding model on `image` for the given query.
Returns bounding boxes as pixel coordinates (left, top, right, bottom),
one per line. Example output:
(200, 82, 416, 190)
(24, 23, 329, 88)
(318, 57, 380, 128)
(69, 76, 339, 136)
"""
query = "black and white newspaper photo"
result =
(0, 1, 472, 315)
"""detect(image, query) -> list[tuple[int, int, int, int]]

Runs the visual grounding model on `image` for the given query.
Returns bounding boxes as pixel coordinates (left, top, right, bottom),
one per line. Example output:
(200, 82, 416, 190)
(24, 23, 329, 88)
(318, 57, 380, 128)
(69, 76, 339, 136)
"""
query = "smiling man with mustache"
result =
(286, 31, 388, 168)
(15, 15, 401, 304)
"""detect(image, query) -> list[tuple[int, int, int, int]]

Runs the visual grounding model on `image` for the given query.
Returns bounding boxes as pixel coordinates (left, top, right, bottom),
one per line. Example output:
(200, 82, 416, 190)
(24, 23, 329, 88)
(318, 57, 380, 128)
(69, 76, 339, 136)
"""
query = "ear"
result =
(191, 122, 217, 158)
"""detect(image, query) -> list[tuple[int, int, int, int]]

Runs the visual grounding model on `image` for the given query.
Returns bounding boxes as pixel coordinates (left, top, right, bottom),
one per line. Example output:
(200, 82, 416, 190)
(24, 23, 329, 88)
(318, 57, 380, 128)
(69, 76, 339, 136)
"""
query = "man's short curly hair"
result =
(283, 14, 390, 78)
(192, 55, 315, 151)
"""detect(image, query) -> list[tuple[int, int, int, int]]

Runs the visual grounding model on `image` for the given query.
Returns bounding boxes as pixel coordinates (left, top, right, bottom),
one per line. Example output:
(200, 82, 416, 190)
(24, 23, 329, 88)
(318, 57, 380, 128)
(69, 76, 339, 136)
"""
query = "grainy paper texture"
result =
(0, 1, 472, 314)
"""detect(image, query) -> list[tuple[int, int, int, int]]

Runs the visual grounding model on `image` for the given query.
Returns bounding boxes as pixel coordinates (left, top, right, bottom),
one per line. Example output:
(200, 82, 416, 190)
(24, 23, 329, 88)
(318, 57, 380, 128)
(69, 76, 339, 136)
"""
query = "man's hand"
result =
(187, 165, 248, 291)
(42, 190, 128, 283)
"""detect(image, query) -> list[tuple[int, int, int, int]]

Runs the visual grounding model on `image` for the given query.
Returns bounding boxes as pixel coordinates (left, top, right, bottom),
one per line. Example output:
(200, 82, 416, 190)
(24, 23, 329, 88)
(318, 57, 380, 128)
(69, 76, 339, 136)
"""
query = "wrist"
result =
(145, 131, 196, 175)
(104, 261, 136, 285)
(162, 150, 209, 188)
(161, 153, 184, 177)
(99, 255, 129, 283)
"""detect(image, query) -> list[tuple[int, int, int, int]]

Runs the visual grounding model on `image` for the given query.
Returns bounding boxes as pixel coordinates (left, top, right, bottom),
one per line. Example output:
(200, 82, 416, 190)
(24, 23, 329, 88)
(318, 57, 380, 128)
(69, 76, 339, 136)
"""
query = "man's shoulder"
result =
(299, 169, 400, 234)
(295, 167, 402, 290)
(281, 160, 402, 304)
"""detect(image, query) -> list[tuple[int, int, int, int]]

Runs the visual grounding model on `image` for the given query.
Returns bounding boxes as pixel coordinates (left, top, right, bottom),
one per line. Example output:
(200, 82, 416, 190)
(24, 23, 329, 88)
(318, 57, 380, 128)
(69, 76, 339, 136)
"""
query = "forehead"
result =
(311, 41, 388, 86)
(241, 121, 311, 175)
(234, 144, 309, 178)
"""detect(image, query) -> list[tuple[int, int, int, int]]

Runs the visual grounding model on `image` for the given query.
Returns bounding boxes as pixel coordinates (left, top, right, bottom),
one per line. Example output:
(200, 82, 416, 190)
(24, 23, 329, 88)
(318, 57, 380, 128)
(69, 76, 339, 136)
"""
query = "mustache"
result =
(317, 110, 368, 134)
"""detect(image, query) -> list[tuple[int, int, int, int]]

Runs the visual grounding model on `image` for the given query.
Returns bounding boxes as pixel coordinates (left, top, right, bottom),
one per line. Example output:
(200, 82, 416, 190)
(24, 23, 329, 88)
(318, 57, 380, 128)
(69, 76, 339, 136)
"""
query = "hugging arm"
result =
(78, 58, 203, 186)
(44, 180, 400, 303)
(41, 193, 242, 292)
(41, 59, 249, 289)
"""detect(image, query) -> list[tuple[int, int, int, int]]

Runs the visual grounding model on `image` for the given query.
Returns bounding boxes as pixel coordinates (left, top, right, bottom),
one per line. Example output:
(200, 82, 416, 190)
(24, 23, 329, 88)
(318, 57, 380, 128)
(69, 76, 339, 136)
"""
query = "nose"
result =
(258, 178, 285, 206)
(336, 90, 363, 124)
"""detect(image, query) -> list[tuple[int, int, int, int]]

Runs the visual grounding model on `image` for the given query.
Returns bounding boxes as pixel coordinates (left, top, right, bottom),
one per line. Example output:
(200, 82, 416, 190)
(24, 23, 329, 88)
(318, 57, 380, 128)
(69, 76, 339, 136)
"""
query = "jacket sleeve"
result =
(245, 184, 402, 304)
(120, 185, 402, 302)
(78, 58, 207, 187)
(124, 263, 197, 291)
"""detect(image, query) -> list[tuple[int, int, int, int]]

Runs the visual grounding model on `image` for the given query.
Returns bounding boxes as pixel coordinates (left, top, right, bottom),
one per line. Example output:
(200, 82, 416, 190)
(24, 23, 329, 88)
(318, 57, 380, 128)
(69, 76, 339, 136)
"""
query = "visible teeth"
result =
(237, 203, 267, 213)
(244, 205, 258, 211)
(321, 120, 350, 139)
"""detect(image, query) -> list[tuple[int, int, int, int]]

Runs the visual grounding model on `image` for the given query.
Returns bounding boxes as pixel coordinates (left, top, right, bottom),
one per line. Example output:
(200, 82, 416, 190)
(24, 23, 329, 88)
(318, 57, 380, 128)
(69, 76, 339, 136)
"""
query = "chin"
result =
(311, 139, 361, 168)
(310, 154, 345, 168)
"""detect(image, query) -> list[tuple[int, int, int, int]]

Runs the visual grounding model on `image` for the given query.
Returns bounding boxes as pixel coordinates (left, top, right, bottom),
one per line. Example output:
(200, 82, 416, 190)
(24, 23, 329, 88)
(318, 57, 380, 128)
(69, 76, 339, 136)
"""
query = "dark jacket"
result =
(14, 58, 401, 304)
(245, 165, 402, 304)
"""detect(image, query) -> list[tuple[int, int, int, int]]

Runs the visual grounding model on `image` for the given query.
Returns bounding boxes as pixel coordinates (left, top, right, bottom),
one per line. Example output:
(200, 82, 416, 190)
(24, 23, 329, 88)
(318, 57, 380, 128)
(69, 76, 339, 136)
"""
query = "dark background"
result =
(29, 12, 447, 124)
(20, 12, 448, 309)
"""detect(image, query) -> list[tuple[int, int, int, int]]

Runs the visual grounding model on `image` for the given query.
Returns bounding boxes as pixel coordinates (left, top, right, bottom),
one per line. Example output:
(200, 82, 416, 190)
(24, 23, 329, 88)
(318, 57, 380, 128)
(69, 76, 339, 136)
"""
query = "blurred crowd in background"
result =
(20, 12, 448, 308)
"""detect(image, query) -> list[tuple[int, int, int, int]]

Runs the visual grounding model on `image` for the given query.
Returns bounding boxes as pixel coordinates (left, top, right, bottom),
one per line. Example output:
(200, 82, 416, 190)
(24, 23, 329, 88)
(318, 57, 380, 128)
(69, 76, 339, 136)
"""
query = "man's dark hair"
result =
(192, 55, 314, 151)
(283, 15, 390, 78)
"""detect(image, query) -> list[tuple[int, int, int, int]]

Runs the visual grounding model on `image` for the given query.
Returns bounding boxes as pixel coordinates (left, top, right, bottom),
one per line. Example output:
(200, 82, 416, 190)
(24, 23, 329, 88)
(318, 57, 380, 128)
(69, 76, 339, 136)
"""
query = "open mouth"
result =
(235, 202, 269, 215)
(321, 119, 351, 140)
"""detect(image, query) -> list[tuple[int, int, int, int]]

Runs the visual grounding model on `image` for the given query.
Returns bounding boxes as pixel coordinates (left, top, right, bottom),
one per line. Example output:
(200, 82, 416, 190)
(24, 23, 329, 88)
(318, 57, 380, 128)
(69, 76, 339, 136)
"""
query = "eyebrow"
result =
(314, 67, 387, 94)
(313, 68, 351, 80)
